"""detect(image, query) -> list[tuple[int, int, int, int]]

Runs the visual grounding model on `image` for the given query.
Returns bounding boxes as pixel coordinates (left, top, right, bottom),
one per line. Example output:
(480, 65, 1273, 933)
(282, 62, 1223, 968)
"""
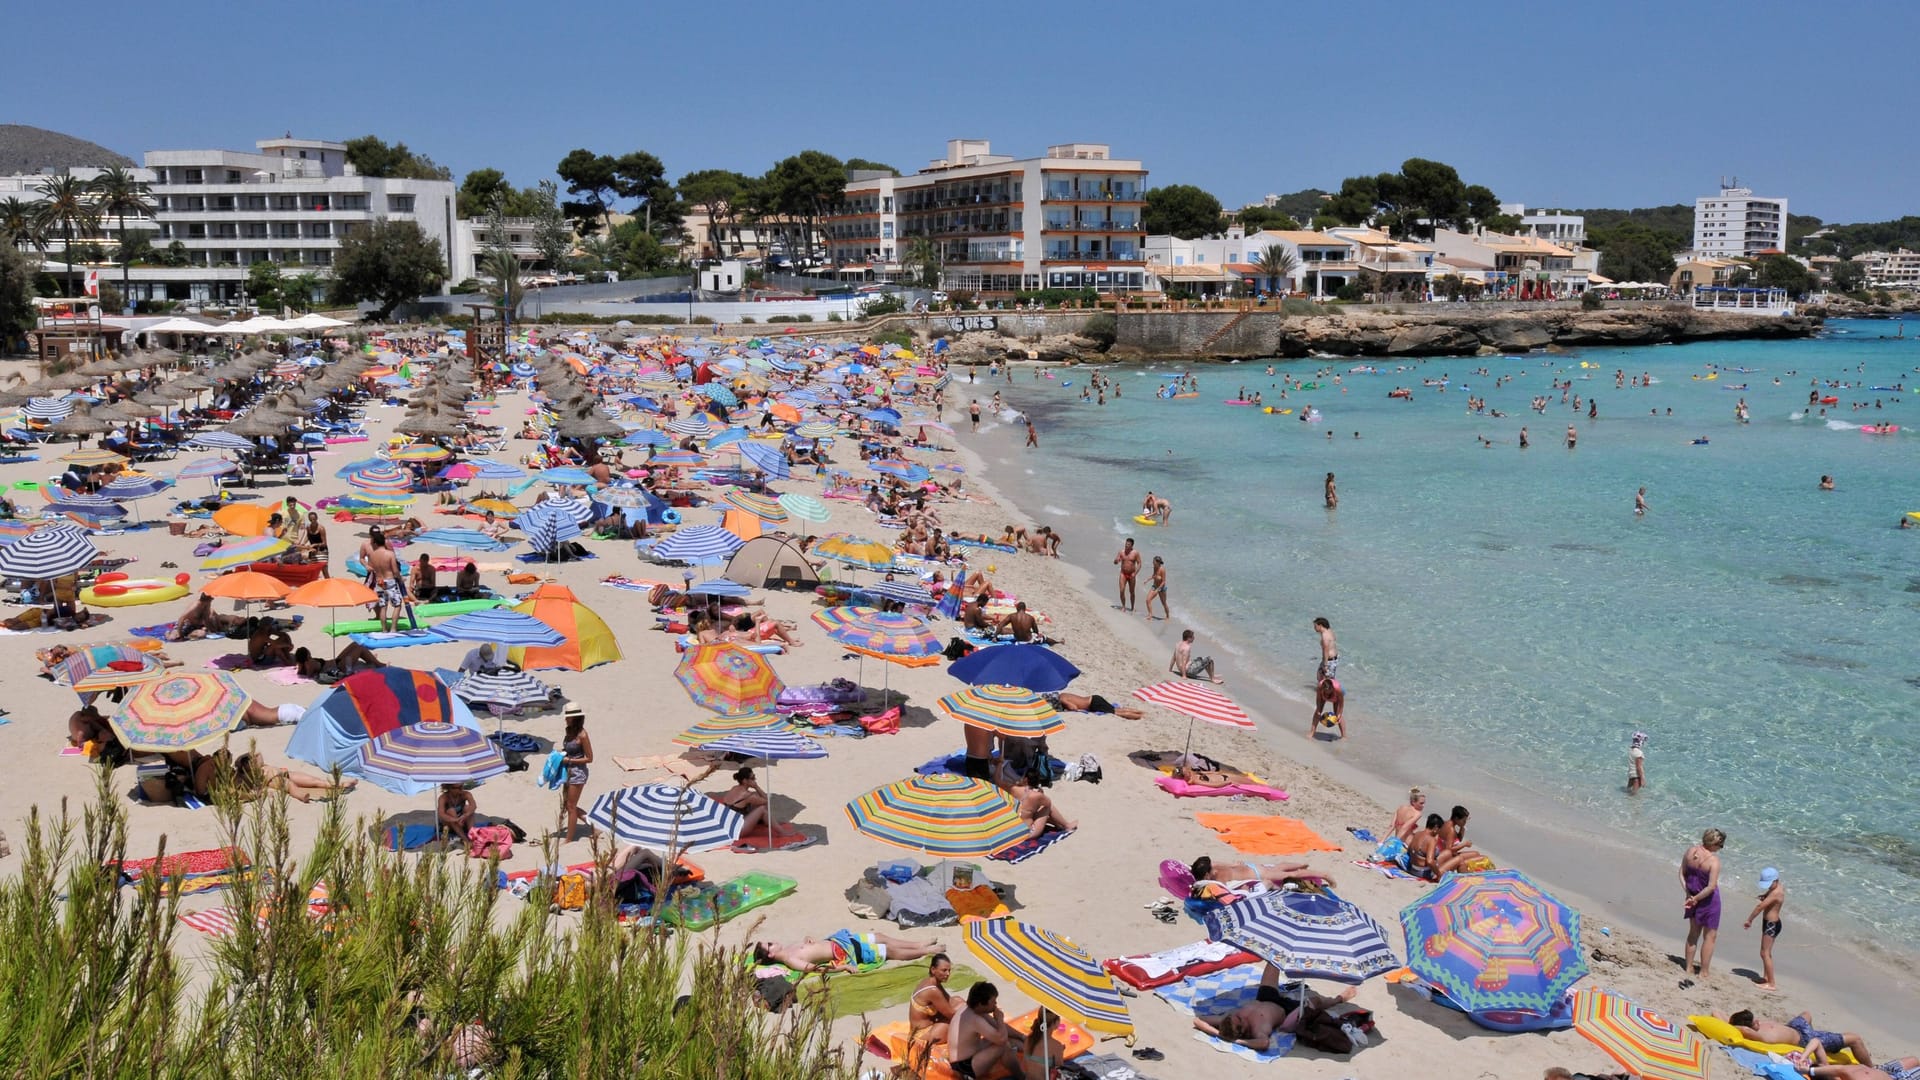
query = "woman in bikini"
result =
(1009, 767, 1075, 840)
(710, 767, 798, 840)
(1017, 1007, 1066, 1080)
(903, 953, 961, 1077)
(1408, 814, 1447, 880)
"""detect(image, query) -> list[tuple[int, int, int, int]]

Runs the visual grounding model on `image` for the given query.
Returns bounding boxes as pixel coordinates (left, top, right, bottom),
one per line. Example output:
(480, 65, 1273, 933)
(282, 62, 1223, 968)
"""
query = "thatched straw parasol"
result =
(396, 410, 466, 438)
(224, 409, 295, 439)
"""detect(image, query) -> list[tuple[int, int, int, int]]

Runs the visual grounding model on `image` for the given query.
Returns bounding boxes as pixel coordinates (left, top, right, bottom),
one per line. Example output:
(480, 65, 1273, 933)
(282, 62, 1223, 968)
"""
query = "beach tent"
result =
(719, 508, 763, 543)
(285, 668, 481, 794)
(508, 582, 621, 670)
(724, 535, 820, 590)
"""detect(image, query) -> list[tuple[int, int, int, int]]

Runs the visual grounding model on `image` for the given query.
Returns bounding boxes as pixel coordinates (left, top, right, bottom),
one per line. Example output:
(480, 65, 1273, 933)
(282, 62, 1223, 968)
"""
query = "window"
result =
(183, 169, 203, 183)
(338, 194, 369, 211)
(387, 194, 415, 213)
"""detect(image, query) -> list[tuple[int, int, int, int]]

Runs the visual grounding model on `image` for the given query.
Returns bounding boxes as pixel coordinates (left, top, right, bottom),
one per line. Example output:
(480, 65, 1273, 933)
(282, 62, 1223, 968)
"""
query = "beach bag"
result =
(466, 825, 513, 860)
(943, 636, 975, 661)
(1294, 1008, 1354, 1055)
(551, 872, 588, 912)
(648, 583, 671, 606)
(858, 707, 900, 735)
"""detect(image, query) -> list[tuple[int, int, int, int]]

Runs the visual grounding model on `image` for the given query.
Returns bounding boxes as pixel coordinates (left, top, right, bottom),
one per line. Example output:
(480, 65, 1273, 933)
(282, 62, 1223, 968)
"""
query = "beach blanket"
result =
(383, 824, 440, 851)
(1104, 941, 1259, 991)
(1352, 859, 1419, 881)
(866, 1010, 1092, 1078)
(988, 828, 1072, 865)
(118, 846, 249, 883)
(1154, 775, 1290, 801)
(808, 962, 983, 1018)
(915, 750, 1067, 778)
(612, 752, 722, 779)
(261, 666, 313, 686)
(1194, 814, 1340, 856)
(347, 630, 450, 649)
(178, 883, 330, 937)
(130, 622, 175, 640)
(600, 576, 674, 594)
(127, 786, 208, 810)
(206, 654, 253, 670)
(1155, 966, 1297, 1063)
(730, 829, 820, 854)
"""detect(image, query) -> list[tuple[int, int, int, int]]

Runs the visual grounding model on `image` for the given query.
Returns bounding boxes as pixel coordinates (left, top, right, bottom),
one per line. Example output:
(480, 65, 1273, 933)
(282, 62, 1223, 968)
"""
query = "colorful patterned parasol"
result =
(845, 772, 1028, 857)
(109, 672, 251, 753)
(1400, 869, 1587, 1015)
(936, 684, 1066, 738)
(674, 642, 784, 717)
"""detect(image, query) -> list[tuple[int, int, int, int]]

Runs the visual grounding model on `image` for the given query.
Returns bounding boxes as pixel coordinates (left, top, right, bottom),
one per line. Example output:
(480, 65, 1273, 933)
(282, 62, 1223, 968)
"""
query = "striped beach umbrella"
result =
(357, 720, 507, 792)
(794, 421, 838, 439)
(704, 426, 750, 450)
(649, 448, 706, 468)
(1131, 682, 1254, 729)
(1571, 990, 1707, 1080)
(701, 728, 826, 762)
(431, 609, 565, 648)
(867, 578, 935, 607)
(343, 490, 415, 507)
(813, 535, 897, 571)
(963, 918, 1133, 1038)
(466, 497, 519, 516)
(672, 711, 787, 747)
(451, 669, 553, 710)
(332, 457, 387, 479)
(652, 525, 744, 566)
(177, 458, 240, 481)
(542, 493, 595, 525)
(870, 460, 932, 484)
(109, 672, 251, 754)
(59, 447, 129, 467)
(588, 784, 743, 853)
(721, 489, 788, 522)
(190, 431, 254, 451)
(0, 520, 43, 543)
(1400, 869, 1587, 1016)
(949, 644, 1081, 693)
(200, 534, 289, 571)
(937, 684, 1066, 739)
(669, 414, 713, 438)
(777, 492, 829, 522)
(537, 466, 596, 486)
(409, 528, 509, 552)
(60, 643, 166, 696)
(675, 642, 783, 718)
(387, 443, 451, 463)
(684, 578, 751, 599)
(0, 526, 98, 579)
(24, 396, 76, 421)
(470, 459, 525, 479)
(100, 474, 173, 502)
(1205, 890, 1399, 985)
(845, 773, 1027, 857)
(814, 608, 942, 665)
(738, 442, 789, 477)
(348, 463, 414, 493)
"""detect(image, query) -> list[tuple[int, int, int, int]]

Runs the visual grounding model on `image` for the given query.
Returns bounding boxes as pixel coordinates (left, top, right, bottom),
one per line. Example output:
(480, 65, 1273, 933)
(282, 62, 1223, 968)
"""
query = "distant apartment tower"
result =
(1692, 182, 1787, 259)
(824, 139, 1149, 296)
(1499, 204, 1587, 248)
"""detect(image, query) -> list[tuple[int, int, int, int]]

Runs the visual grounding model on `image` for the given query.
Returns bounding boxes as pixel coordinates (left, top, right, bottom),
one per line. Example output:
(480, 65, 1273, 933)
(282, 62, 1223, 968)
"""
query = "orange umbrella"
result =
(212, 504, 276, 537)
(768, 402, 801, 424)
(201, 570, 292, 602)
(285, 577, 378, 658)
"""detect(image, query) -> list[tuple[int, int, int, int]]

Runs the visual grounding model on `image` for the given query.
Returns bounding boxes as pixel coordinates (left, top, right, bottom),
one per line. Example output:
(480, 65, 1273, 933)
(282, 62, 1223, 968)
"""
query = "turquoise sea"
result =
(968, 317, 1920, 949)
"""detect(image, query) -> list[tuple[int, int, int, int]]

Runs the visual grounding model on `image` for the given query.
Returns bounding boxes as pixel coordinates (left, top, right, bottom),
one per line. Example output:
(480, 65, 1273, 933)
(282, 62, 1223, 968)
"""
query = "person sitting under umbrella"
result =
(1008, 765, 1075, 840)
(247, 619, 296, 667)
(453, 561, 484, 598)
(750, 929, 943, 973)
(1192, 963, 1359, 1052)
(67, 703, 121, 760)
(168, 595, 239, 641)
(708, 767, 801, 839)
(438, 783, 477, 843)
(608, 845, 699, 905)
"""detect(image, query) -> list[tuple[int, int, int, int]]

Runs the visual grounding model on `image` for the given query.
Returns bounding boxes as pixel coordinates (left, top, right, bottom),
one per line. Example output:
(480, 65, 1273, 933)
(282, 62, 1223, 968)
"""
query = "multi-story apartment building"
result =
(1692, 183, 1788, 260)
(825, 139, 1149, 296)
(1499, 204, 1587, 248)
(1850, 249, 1920, 287)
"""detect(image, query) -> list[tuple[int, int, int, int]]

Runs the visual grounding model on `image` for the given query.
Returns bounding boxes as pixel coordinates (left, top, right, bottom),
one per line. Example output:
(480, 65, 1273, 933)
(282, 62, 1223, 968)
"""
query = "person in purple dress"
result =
(1681, 828, 1727, 980)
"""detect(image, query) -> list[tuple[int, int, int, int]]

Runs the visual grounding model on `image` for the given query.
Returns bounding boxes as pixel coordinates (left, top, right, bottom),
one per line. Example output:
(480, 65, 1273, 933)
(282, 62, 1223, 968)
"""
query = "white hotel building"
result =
(1692, 184, 1788, 260)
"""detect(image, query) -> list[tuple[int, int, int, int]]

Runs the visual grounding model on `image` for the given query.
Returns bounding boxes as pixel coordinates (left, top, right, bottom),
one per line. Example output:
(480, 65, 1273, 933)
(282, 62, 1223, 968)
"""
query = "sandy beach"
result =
(0, 344, 1912, 1080)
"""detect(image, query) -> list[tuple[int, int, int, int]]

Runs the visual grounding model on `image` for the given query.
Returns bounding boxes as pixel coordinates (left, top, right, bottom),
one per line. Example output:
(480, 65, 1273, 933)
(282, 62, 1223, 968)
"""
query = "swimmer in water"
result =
(1635, 486, 1648, 515)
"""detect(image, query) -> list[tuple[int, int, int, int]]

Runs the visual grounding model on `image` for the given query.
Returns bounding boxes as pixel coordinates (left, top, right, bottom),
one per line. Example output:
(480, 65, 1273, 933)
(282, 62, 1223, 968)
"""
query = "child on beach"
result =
(1743, 867, 1784, 991)
(1628, 731, 1648, 793)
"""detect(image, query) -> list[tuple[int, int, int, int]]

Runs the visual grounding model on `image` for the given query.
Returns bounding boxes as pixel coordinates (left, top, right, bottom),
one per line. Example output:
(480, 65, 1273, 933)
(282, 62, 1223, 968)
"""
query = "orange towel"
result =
(1194, 814, 1342, 855)
(946, 885, 1008, 920)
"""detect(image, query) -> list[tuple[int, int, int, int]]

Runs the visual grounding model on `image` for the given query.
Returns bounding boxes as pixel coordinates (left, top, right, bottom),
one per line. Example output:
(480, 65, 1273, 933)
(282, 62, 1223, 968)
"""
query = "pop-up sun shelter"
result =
(508, 582, 622, 670)
(724, 535, 820, 590)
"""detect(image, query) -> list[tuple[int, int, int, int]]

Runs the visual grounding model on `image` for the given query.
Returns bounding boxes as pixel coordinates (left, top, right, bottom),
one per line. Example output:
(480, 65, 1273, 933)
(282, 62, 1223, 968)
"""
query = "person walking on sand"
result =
(1744, 867, 1785, 991)
(1324, 472, 1337, 509)
(1681, 828, 1726, 981)
(1635, 486, 1649, 516)
(558, 706, 594, 841)
(1024, 419, 1038, 448)
(365, 529, 405, 633)
(1171, 629, 1223, 684)
(1113, 537, 1140, 612)
(1145, 556, 1169, 620)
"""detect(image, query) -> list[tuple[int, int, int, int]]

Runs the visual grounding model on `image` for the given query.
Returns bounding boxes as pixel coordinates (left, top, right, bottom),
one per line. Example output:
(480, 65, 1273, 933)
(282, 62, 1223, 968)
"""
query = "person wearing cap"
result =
(1743, 867, 1786, 991)
(1628, 731, 1648, 794)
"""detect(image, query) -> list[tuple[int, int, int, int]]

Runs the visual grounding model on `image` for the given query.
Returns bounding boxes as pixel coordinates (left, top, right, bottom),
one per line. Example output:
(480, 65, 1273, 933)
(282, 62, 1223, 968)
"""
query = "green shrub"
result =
(1580, 290, 1604, 310)
(827, 313, 843, 322)
(1013, 287, 1099, 309)
(1279, 297, 1318, 315)
(739, 316, 757, 324)
(1334, 280, 1368, 302)
(1081, 312, 1117, 349)
(860, 294, 906, 317)
(871, 328, 914, 350)
(766, 315, 797, 323)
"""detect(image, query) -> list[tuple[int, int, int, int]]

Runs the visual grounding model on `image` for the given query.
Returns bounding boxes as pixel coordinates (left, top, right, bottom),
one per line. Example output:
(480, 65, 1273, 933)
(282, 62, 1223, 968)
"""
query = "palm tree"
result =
(0, 196, 45, 253)
(904, 235, 940, 288)
(482, 247, 524, 317)
(1254, 245, 1299, 297)
(91, 166, 155, 309)
(33, 175, 100, 299)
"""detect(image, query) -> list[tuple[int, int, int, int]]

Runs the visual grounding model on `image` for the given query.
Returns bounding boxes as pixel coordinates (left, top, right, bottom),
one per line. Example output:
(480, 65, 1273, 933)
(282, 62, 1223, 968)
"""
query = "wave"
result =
(1826, 419, 1862, 431)
(1042, 505, 1071, 518)
(1789, 411, 1806, 421)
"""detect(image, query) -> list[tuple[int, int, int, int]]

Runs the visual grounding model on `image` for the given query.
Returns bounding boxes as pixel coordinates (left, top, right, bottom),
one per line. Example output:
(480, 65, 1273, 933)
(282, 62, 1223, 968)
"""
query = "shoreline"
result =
(945, 366, 1919, 1051)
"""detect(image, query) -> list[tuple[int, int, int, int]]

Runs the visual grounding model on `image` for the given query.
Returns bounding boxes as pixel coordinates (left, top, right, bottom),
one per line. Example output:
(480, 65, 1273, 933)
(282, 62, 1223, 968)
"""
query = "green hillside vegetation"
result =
(1797, 217, 1920, 257)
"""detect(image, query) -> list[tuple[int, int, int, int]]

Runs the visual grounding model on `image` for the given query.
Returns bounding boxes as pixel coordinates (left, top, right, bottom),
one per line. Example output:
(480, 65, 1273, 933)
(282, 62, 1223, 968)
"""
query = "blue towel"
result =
(384, 823, 439, 850)
(538, 750, 566, 790)
(516, 550, 597, 563)
(1347, 826, 1379, 844)
(490, 732, 541, 753)
(1154, 966, 1297, 1062)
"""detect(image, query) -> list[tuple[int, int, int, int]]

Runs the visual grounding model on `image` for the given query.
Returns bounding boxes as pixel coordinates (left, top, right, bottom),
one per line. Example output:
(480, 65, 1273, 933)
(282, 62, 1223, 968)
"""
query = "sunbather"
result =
(438, 783, 476, 842)
(751, 929, 942, 973)
(68, 704, 119, 757)
(1192, 962, 1358, 1052)
(1794, 1057, 1918, 1080)
(900, 953, 961, 1078)
(1190, 855, 1334, 891)
(724, 612, 801, 648)
(247, 620, 295, 667)
(1044, 691, 1144, 719)
(170, 595, 242, 641)
(1009, 767, 1075, 839)
(710, 767, 800, 839)
(1729, 1010, 1873, 1067)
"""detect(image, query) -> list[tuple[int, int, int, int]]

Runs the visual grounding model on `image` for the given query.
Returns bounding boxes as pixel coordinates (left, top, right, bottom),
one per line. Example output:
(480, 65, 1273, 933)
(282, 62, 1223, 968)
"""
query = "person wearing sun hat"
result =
(1743, 867, 1785, 991)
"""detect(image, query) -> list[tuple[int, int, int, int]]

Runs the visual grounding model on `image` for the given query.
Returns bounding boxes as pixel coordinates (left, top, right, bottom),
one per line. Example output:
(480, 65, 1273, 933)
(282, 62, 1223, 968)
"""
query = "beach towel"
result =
(1154, 775, 1289, 801)
(1104, 941, 1259, 991)
(866, 1009, 1091, 1077)
(730, 829, 819, 854)
(127, 786, 208, 810)
(130, 622, 175, 640)
(1155, 966, 1297, 1063)
(600, 576, 674, 594)
(383, 824, 440, 851)
(1352, 859, 1419, 881)
(206, 653, 253, 670)
(261, 666, 313, 686)
(1194, 814, 1340, 856)
(946, 885, 1008, 921)
(118, 846, 249, 882)
(808, 962, 984, 1019)
(988, 828, 1072, 865)
(346, 631, 447, 649)
(914, 750, 1069, 778)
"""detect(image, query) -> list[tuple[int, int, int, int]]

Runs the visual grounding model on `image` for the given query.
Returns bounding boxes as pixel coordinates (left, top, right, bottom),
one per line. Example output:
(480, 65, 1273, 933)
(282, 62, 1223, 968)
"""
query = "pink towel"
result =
(1153, 775, 1289, 801)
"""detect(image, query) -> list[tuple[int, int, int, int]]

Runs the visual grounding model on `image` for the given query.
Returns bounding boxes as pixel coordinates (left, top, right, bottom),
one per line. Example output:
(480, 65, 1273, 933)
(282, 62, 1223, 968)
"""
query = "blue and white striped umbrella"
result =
(0, 526, 99, 578)
(23, 396, 75, 420)
(357, 720, 507, 793)
(178, 458, 240, 480)
(518, 502, 582, 554)
(683, 578, 751, 598)
(587, 784, 743, 853)
(651, 525, 744, 566)
(669, 415, 713, 438)
(868, 579, 936, 606)
(409, 528, 509, 552)
(49, 492, 124, 512)
(701, 729, 826, 762)
(595, 485, 651, 509)
(431, 609, 565, 647)
(1204, 890, 1399, 985)
(451, 668, 553, 709)
(704, 427, 751, 450)
(470, 459, 526, 479)
(100, 475, 174, 501)
(739, 443, 790, 478)
(191, 432, 254, 451)
(542, 493, 595, 525)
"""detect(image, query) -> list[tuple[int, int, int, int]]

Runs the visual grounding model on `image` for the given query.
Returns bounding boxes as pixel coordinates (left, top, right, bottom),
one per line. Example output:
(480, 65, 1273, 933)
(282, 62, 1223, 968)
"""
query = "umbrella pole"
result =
(1181, 712, 1197, 765)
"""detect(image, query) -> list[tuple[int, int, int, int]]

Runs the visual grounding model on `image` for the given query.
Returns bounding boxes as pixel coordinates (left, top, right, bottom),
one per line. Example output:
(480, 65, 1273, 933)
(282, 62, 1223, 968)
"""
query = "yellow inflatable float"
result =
(81, 577, 191, 607)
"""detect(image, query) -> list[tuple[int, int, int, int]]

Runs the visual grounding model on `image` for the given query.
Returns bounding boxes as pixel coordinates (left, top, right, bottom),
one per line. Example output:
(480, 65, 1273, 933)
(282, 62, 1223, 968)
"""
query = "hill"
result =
(0, 124, 134, 174)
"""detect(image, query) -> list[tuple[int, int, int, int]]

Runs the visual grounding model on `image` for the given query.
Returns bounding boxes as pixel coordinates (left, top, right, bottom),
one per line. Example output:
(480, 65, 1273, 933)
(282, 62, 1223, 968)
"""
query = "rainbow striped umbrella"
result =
(674, 642, 784, 718)
(672, 711, 787, 747)
(813, 535, 897, 571)
(814, 609, 941, 666)
(388, 443, 451, 463)
(962, 918, 1133, 1037)
(721, 489, 788, 522)
(1400, 869, 1587, 1015)
(936, 684, 1065, 738)
(357, 720, 507, 792)
(1571, 990, 1707, 1080)
(777, 492, 830, 522)
(109, 672, 251, 753)
(844, 773, 1027, 857)
(199, 534, 290, 570)
(795, 421, 838, 439)
(348, 463, 414, 493)
(342, 490, 416, 507)
(60, 643, 167, 696)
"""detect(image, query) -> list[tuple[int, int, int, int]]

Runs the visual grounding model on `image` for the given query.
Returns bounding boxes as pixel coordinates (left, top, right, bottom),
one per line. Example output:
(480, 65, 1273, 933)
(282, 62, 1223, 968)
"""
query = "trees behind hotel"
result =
(32, 174, 98, 298)
(1325, 158, 1512, 240)
(1143, 184, 1224, 239)
(329, 219, 446, 319)
(342, 135, 451, 181)
(1592, 221, 1680, 284)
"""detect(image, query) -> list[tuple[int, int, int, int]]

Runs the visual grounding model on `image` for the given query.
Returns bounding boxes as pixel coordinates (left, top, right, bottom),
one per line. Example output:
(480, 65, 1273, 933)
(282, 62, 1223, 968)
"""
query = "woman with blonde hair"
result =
(1681, 827, 1726, 980)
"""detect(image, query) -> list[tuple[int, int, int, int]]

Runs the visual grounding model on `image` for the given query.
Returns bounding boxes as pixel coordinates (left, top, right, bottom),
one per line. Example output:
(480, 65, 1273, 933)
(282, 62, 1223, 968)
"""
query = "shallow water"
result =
(969, 318, 1920, 946)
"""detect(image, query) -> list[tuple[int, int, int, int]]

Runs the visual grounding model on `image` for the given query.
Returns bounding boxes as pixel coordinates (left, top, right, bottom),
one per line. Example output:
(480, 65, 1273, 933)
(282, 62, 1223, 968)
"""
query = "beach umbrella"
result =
(59, 446, 126, 466)
(776, 493, 830, 523)
(815, 608, 940, 665)
(595, 485, 651, 510)
(936, 684, 1065, 739)
(431, 609, 565, 648)
(342, 490, 415, 508)
(721, 489, 788, 522)
(962, 917, 1133, 1040)
(201, 570, 293, 603)
(109, 672, 251, 754)
(537, 466, 596, 486)
(212, 503, 277, 537)
(695, 727, 825, 848)
(470, 459, 525, 479)
(24, 396, 76, 421)
(1205, 890, 1398, 985)
(467, 497, 519, 516)
(0, 526, 98, 579)
(587, 783, 744, 854)
(190, 432, 254, 451)
(652, 525, 745, 567)
(949, 644, 1080, 693)
(698, 385, 740, 408)
(1133, 680, 1254, 766)
(845, 772, 1028, 857)
(59, 643, 166, 697)
(683, 577, 751, 600)
(388, 443, 451, 463)
(332, 456, 387, 479)
(285, 577, 378, 657)
(349, 463, 414, 493)
(622, 428, 669, 447)
(542, 493, 595, 526)
(1400, 869, 1587, 1016)
(867, 579, 935, 607)
(409, 528, 509, 552)
(1570, 990, 1708, 1080)
(704, 427, 751, 451)
(451, 668, 553, 710)
(675, 642, 784, 718)
(200, 534, 290, 571)
(870, 460, 931, 484)
(99, 474, 173, 506)
(794, 421, 838, 439)
(672, 711, 787, 747)
(738, 442, 789, 477)
(813, 535, 896, 572)
(669, 415, 713, 438)
(357, 720, 507, 794)
(648, 448, 706, 469)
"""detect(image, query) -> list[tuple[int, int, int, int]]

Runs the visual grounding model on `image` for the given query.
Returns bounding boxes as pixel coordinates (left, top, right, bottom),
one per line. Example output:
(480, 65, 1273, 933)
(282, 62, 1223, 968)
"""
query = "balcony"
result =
(1041, 189, 1142, 204)
(1041, 219, 1141, 234)
(1042, 249, 1143, 264)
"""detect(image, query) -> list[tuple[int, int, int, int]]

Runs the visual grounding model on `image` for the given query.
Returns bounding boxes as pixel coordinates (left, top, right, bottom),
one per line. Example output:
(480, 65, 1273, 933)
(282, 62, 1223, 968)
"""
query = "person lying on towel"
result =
(750, 930, 943, 973)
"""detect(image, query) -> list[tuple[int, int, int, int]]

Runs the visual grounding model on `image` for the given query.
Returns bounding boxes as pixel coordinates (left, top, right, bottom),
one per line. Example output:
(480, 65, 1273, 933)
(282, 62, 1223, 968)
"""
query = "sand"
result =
(0, 364, 1911, 1080)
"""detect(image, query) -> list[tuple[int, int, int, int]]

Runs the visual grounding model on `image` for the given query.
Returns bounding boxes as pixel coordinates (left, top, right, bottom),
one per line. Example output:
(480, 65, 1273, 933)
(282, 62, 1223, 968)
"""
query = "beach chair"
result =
(287, 453, 314, 485)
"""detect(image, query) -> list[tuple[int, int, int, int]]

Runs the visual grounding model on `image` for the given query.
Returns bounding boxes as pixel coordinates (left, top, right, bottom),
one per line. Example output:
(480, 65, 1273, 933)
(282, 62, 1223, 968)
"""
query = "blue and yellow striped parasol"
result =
(963, 917, 1133, 1036)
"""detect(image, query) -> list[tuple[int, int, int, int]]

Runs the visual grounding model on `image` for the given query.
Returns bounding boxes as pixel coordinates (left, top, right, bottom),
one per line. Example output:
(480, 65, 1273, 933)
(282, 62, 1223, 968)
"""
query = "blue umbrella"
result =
(870, 461, 931, 484)
(622, 395, 663, 411)
(432, 609, 566, 648)
(178, 458, 240, 481)
(651, 525, 744, 566)
(699, 384, 740, 408)
(949, 644, 1081, 692)
(1205, 890, 1398, 985)
(0, 525, 99, 578)
(623, 429, 670, 447)
(538, 466, 596, 486)
(410, 528, 510, 552)
(684, 578, 751, 599)
(99, 475, 173, 501)
(670, 415, 713, 438)
(868, 579, 935, 606)
(588, 784, 743, 854)
(863, 408, 903, 425)
(739, 442, 790, 478)
(24, 396, 76, 420)
(705, 427, 751, 450)
(470, 459, 526, 479)
(332, 457, 387, 479)
(451, 668, 554, 710)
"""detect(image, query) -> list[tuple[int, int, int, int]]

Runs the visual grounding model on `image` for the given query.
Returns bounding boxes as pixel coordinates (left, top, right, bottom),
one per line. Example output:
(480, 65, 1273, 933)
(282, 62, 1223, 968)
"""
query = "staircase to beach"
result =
(1197, 311, 1251, 352)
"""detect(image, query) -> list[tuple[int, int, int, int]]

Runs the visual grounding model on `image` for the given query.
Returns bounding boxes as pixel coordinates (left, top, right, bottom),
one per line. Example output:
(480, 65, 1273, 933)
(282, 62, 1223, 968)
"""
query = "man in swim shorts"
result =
(1743, 866, 1784, 990)
(1113, 538, 1140, 612)
(753, 930, 942, 973)
(1314, 617, 1338, 681)
(1171, 629, 1223, 684)
(1729, 1010, 1872, 1067)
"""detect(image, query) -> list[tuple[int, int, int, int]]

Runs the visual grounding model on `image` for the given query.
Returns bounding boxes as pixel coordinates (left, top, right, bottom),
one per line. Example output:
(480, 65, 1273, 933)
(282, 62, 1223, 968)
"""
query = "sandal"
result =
(1131, 1047, 1163, 1061)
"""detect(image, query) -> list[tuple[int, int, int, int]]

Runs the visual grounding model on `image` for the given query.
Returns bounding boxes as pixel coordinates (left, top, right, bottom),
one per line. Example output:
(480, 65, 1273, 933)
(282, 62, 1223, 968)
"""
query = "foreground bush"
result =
(0, 769, 853, 1079)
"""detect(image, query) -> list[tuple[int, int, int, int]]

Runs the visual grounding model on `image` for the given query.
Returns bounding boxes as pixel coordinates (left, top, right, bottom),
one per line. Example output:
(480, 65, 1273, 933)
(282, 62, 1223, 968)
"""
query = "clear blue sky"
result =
(14, 0, 1917, 222)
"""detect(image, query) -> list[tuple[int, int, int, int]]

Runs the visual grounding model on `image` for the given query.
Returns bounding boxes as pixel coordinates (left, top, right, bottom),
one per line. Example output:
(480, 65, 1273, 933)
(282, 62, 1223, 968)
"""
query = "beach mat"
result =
(656, 871, 796, 931)
(1194, 814, 1340, 855)
(348, 630, 448, 649)
(988, 828, 1072, 865)
(117, 846, 247, 883)
(1154, 775, 1289, 801)
(730, 829, 819, 854)
(1155, 965, 1296, 1062)
(814, 962, 982, 1019)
